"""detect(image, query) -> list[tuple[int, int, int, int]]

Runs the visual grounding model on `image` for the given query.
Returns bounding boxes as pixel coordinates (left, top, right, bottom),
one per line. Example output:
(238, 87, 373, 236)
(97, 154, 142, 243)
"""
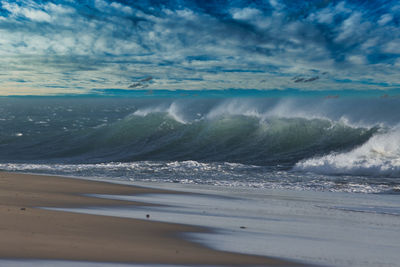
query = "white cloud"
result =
(110, 2, 133, 15)
(44, 3, 75, 15)
(335, 1, 352, 14)
(378, 14, 393, 26)
(383, 39, 400, 54)
(95, 0, 133, 15)
(308, 1, 352, 25)
(315, 9, 334, 24)
(1, 1, 52, 22)
(231, 7, 262, 20)
(347, 55, 366, 65)
(22, 8, 51, 22)
(335, 12, 363, 42)
(94, 0, 108, 11)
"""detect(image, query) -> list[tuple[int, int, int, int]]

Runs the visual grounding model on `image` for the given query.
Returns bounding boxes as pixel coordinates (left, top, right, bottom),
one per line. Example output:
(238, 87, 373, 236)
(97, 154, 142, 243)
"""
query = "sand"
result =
(0, 171, 299, 266)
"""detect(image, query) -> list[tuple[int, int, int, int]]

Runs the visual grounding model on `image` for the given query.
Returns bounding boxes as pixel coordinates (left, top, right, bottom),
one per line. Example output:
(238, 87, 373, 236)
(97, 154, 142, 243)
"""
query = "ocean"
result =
(0, 94, 400, 194)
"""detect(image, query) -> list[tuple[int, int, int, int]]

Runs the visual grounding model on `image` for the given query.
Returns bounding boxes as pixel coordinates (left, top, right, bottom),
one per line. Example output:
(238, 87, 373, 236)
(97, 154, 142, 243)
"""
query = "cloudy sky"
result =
(0, 0, 399, 95)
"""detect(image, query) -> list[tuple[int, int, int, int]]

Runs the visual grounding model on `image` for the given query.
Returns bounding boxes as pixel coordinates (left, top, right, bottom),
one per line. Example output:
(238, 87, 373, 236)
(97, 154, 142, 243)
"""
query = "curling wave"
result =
(0, 108, 377, 167)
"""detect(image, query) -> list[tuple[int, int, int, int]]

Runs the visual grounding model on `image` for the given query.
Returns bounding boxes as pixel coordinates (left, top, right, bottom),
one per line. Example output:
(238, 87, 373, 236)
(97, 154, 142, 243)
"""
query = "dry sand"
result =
(0, 171, 300, 266)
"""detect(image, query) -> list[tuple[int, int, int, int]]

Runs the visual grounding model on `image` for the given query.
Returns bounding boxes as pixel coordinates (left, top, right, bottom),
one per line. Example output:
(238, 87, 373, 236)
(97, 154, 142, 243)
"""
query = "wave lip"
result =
(295, 127, 400, 177)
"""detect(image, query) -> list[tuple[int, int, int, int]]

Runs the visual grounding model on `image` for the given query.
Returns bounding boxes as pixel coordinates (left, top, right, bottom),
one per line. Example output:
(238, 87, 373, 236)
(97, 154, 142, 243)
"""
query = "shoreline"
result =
(0, 171, 299, 266)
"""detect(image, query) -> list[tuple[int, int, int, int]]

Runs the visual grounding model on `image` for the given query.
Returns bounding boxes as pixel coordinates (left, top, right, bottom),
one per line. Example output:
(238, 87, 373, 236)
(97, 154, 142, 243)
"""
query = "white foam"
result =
(0, 160, 397, 193)
(296, 126, 400, 177)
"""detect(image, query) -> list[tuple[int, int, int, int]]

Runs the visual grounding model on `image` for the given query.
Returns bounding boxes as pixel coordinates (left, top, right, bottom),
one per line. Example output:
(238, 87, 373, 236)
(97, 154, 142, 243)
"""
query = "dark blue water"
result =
(1, 96, 400, 193)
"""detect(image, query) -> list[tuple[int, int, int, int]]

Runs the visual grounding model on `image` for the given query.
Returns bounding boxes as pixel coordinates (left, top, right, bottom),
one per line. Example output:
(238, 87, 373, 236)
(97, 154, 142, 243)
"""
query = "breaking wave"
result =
(295, 126, 400, 177)
(0, 108, 377, 167)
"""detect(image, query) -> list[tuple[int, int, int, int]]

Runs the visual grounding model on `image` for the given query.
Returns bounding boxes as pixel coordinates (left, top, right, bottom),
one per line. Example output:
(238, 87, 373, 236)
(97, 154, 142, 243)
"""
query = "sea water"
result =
(1, 95, 400, 194)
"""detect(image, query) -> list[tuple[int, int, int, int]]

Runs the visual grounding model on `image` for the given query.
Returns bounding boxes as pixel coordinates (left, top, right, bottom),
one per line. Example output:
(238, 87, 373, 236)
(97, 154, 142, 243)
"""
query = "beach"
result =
(0, 171, 297, 266)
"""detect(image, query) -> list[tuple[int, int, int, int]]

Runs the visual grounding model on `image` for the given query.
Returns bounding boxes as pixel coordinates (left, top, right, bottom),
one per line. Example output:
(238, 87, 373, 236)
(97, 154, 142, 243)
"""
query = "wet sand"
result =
(0, 172, 299, 266)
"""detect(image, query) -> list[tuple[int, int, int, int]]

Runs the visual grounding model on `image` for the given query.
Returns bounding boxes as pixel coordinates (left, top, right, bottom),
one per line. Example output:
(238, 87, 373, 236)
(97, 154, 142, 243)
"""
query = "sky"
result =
(0, 0, 399, 95)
